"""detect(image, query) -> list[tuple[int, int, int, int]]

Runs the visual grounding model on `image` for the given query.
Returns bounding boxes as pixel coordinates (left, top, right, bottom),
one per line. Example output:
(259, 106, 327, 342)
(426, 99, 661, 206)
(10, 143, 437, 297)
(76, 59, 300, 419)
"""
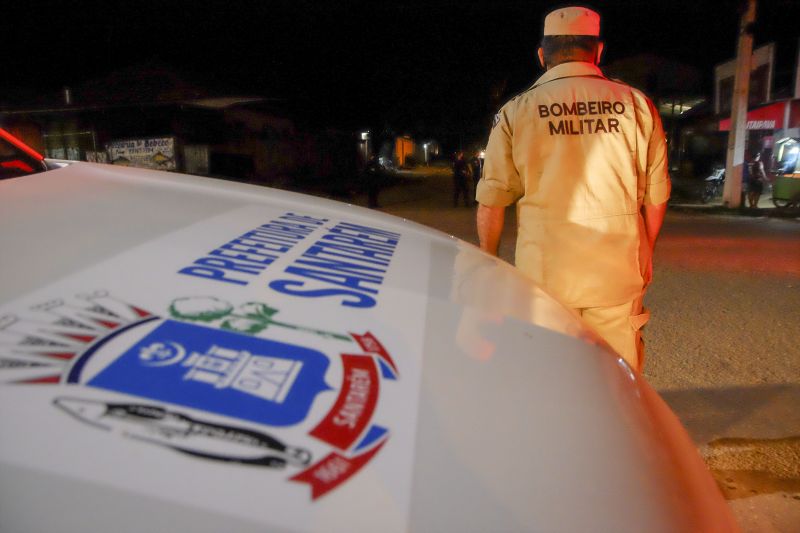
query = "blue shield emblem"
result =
(88, 320, 331, 426)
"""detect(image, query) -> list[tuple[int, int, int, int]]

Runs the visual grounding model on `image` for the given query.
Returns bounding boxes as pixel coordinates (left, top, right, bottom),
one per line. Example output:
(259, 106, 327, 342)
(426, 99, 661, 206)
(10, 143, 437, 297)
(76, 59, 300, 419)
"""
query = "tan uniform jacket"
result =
(476, 62, 670, 308)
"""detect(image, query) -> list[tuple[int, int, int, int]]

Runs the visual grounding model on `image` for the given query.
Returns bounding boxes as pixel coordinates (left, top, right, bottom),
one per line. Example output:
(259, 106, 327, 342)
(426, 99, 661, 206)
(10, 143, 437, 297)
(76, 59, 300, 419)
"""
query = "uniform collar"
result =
(532, 61, 605, 88)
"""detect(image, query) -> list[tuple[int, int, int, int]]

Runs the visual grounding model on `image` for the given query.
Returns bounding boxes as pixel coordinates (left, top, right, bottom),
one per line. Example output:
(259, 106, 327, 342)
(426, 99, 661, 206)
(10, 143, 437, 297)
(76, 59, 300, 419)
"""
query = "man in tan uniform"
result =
(476, 6, 670, 371)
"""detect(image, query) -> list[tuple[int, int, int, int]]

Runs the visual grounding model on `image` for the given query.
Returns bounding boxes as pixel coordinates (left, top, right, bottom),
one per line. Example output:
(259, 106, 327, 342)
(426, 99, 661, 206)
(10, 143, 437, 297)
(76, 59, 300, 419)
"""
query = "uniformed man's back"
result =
(475, 6, 670, 371)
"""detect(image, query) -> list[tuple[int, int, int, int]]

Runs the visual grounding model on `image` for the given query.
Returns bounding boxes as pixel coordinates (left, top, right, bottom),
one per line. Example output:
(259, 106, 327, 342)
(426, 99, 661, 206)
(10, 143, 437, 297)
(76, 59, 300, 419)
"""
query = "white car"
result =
(0, 130, 737, 532)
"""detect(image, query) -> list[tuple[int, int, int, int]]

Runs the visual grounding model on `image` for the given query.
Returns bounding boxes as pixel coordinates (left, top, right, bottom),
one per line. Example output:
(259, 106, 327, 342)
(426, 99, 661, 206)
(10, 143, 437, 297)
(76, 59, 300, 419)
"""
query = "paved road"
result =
(646, 210, 800, 532)
(349, 166, 800, 531)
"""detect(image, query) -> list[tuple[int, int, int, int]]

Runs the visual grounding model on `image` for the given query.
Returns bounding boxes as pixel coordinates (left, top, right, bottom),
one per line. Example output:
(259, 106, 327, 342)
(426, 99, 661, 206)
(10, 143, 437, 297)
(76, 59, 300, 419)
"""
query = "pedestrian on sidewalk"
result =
(475, 6, 670, 371)
(747, 152, 767, 208)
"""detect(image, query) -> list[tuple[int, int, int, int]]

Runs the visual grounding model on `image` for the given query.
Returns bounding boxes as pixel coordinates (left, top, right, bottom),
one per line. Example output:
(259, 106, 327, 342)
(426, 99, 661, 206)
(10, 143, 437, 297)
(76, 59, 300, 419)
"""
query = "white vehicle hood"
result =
(0, 163, 737, 532)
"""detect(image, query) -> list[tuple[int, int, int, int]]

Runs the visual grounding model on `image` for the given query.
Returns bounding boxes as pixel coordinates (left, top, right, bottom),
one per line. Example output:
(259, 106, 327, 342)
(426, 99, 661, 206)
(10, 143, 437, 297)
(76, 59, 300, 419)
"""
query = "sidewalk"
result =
(666, 177, 800, 219)
(352, 170, 800, 221)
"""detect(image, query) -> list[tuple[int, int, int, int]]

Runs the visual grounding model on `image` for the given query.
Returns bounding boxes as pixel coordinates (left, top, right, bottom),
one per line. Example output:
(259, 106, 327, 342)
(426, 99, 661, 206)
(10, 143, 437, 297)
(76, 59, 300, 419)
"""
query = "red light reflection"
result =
(657, 235, 800, 275)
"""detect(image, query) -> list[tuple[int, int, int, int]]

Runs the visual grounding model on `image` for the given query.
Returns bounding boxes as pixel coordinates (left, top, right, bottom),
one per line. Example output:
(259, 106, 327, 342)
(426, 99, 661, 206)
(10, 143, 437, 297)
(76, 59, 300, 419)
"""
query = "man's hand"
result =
(476, 204, 506, 256)
(642, 252, 654, 287)
(641, 200, 667, 287)
(642, 201, 667, 251)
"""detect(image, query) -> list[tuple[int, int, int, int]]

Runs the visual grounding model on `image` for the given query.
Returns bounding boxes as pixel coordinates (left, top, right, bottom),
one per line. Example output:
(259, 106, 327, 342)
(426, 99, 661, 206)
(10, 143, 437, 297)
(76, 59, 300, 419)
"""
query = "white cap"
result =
(543, 6, 600, 36)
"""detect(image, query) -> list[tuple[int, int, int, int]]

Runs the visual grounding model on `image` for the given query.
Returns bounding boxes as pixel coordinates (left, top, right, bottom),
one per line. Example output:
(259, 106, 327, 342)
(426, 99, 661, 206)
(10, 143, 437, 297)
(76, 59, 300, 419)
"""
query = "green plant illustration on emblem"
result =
(169, 297, 352, 342)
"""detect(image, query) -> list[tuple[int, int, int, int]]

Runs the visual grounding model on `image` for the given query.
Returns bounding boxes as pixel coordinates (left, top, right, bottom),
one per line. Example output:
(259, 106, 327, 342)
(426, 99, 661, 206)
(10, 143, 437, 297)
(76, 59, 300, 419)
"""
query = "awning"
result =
(719, 101, 786, 131)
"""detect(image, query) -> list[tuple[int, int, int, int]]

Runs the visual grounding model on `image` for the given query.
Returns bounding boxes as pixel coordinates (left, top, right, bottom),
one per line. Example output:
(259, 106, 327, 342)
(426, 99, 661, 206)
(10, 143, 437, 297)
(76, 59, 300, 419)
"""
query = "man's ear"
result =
(596, 42, 605, 64)
(537, 48, 546, 68)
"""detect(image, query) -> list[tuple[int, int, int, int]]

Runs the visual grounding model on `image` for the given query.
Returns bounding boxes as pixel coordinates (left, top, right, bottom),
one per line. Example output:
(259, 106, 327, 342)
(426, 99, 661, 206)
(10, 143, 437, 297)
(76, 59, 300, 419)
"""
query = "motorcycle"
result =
(701, 167, 725, 203)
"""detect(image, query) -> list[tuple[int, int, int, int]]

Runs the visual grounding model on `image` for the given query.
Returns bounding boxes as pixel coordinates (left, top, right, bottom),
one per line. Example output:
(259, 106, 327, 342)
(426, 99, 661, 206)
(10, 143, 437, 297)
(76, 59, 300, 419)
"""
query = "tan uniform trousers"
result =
(575, 294, 650, 372)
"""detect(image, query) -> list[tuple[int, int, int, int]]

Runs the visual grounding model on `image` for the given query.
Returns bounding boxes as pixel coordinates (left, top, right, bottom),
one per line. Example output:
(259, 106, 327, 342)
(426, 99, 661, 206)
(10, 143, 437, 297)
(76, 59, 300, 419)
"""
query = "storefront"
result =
(718, 99, 800, 207)
(719, 99, 800, 171)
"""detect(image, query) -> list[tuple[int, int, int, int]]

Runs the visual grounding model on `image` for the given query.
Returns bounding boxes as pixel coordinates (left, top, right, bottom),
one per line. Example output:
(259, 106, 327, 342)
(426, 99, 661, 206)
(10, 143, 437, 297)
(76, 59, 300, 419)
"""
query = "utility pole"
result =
(723, 0, 757, 208)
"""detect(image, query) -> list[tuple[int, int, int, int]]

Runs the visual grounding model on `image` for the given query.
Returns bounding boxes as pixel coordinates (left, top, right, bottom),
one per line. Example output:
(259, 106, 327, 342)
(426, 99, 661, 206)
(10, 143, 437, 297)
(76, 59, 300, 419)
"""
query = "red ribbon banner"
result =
(310, 354, 379, 450)
(351, 331, 399, 377)
(290, 439, 387, 500)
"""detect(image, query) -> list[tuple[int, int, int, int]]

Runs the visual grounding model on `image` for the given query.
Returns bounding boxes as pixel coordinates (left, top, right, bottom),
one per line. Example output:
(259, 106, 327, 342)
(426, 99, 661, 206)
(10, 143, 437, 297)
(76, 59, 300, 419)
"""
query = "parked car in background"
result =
(0, 129, 738, 532)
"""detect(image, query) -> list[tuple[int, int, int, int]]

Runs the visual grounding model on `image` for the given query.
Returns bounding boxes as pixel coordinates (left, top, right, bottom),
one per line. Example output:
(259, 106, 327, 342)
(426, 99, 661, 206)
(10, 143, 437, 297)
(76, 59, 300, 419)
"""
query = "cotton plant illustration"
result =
(169, 297, 351, 342)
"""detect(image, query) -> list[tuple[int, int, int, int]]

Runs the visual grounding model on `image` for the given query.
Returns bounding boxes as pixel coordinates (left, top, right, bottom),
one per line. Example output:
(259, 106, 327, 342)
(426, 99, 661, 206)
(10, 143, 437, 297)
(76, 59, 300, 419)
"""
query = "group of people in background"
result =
(452, 150, 482, 207)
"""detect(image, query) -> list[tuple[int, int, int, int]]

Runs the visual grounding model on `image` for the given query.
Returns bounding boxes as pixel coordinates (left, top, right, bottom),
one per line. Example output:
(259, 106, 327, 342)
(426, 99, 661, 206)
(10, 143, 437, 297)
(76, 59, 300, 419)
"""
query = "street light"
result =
(359, 131, 371, 161)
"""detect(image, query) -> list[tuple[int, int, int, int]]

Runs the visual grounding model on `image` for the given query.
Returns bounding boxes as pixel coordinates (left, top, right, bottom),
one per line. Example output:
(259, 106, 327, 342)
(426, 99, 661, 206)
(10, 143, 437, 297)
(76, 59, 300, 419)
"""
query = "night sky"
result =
(6, 0, 800, 141)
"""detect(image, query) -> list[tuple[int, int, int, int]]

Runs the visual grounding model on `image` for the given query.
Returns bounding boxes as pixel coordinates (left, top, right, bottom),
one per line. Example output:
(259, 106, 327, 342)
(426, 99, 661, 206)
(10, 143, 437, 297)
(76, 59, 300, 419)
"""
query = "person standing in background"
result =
(452, 150, 471, 207)
(469, 152, 483, 204)
(747, 152, 767, 208)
